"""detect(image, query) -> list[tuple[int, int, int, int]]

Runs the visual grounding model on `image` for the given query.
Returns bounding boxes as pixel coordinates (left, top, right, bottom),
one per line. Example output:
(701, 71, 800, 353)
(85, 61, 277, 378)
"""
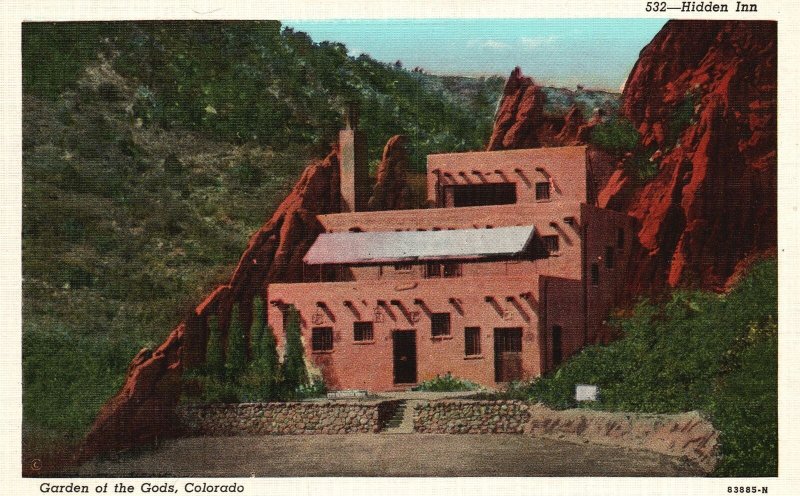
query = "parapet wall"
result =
(177, 400, 401, 435)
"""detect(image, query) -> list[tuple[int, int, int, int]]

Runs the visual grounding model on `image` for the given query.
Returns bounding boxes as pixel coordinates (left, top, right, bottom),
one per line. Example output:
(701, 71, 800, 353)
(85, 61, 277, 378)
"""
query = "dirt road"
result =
(79, 434, 705, 477)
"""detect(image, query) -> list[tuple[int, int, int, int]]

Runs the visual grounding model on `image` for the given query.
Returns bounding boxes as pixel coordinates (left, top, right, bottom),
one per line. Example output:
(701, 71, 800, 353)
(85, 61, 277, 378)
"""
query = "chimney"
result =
(339, 103, 369, 212)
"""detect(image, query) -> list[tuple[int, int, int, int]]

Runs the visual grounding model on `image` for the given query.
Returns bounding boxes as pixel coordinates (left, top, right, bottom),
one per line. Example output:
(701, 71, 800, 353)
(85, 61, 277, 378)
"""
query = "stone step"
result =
(382, 400, 415, 434)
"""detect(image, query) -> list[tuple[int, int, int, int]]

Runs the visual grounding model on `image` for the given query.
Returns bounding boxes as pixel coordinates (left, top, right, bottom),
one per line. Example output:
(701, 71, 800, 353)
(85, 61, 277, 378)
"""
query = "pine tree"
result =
(225, 303, 248, 380)
(250, 297, 281, 399)
(205, 314, 225, 380)
(281, 305, 308, 395)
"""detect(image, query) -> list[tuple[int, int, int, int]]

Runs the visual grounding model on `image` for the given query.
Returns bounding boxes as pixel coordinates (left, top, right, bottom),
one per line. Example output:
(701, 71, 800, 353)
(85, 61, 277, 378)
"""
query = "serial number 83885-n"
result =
(728, 487, 768, 494)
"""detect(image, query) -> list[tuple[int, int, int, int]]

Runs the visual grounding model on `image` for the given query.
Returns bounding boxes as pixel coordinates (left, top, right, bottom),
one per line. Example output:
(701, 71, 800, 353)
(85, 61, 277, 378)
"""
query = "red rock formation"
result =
(368, 134, 413, 211)
(600, 20, 777, 292)
(555, 105, 585, 144)
(488, 69, 597, 149)
(487, 67, 546, 150)
(78, 148, 342, 463)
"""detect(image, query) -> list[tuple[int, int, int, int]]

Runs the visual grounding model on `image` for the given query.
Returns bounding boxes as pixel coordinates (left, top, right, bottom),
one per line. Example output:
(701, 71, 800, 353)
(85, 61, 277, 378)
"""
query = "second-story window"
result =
(425, 261, 462, 278)
(394, 263, 412, 272)
(535, 181, 551, 201)
(543, 235, 559, 254)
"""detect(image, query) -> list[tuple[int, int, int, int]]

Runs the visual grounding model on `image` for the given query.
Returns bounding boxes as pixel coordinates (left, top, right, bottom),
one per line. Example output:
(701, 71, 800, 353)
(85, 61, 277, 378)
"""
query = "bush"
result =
(500, 259, 777, 475)
(590, 118, 639, 154)
(665, 92, 699, 146)
(412, 372, 480, 392)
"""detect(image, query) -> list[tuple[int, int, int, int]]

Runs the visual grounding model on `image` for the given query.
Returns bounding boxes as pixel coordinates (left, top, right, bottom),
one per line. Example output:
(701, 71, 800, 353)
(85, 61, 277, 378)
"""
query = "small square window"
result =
(394, 263, 412, 272)
(543, 235, 559, 254)
(535, 181, 551, 201)
(431, 313, 451, 337)
(312, 327, 334, 352)
(465, 327, 481, 356)
(353, 322, 374, 342)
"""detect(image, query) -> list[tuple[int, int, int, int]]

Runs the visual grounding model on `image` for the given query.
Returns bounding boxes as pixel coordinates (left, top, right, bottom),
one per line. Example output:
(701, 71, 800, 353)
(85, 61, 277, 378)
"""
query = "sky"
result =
(284, 19, 668, 92)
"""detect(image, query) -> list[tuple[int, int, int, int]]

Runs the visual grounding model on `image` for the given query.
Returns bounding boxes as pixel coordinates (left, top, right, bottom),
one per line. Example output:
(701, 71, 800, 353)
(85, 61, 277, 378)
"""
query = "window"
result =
(552, 325, 563, 366)
(312, 327, 334, 352)
(604, 246, 614, 269)
(394, 263, 412, 272)
(535, 181, 551, 201)
(353, 322, 374, 342)
(425, 261, 462, 278)
(431, 313, 451, 337)
(591, 263, 599, 286)
(465, 327, 481, 356)
(444, 183, 517, 207)
(617, 227, 625, 249)
(543, 235, 559, 254)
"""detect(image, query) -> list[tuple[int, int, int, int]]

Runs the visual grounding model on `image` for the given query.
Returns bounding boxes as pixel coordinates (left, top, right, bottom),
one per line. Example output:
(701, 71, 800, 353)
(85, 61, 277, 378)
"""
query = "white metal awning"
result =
(303, 225, 537, 265)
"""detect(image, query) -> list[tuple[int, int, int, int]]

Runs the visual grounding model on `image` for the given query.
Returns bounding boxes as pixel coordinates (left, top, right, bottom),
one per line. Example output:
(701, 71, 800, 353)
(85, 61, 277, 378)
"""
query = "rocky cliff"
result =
(487, 67, 547, 150)
(600, 20, 777, 291)
(487, 67, 600, 150)
(78, 148, 342, 462)
(368, 134, 413, 211)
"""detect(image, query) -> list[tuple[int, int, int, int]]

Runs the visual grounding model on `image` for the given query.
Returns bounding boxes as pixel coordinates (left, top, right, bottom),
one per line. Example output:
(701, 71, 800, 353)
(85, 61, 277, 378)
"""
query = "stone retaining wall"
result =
(412, 399, 719, 472)
(527, 406, 719, 473)
(177, 400, 401, 435)
(413, 400, 529, 434)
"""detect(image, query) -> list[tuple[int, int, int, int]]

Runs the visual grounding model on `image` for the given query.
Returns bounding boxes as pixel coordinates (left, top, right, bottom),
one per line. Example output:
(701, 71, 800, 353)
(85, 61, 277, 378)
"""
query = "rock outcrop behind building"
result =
(487, 67, 547, 150)
(78, 148, 342, 463)
(487, 68, 602, 150)
(368, 134, 413, 211)
(601, 20, 777, 291)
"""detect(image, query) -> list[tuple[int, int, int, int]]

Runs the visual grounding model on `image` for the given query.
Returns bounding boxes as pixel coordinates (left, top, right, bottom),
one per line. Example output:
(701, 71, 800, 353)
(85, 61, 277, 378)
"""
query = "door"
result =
(552, 325, 563, 367)
(392, 330, 417, 384)
(494, 327, 523, 382)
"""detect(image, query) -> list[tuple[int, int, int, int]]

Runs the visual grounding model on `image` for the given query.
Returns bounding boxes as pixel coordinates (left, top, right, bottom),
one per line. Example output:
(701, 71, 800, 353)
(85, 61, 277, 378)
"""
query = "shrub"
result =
(412, 372, 480, 392)
(625, 150, 660, 183)
(665, 92, 699, 146)
(500, 259, 777, 476)
(590, 118, 639, 154)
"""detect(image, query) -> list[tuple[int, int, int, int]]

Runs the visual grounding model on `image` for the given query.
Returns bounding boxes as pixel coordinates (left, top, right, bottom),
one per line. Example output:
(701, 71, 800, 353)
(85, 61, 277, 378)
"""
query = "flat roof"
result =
(303, 225, 537, 265)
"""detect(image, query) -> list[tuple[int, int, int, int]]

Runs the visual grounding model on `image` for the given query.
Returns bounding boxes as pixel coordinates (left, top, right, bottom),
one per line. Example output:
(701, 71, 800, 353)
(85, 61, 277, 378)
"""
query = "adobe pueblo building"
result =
(267, 119, 635, 391)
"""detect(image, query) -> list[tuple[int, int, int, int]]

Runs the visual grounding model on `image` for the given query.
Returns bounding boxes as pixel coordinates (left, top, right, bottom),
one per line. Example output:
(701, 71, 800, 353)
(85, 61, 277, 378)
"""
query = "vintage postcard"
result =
(3, 1, 796, 494)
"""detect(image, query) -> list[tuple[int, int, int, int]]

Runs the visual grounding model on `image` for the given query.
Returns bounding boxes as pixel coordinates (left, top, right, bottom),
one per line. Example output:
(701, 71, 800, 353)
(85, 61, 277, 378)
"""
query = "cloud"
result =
(518, 35, 560, 50)
(468, 39, 511, 50)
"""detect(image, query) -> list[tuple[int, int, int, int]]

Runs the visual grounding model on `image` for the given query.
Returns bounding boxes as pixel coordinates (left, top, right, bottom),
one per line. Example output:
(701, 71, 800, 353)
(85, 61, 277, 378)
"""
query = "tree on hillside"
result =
(281, 305, 308, 394)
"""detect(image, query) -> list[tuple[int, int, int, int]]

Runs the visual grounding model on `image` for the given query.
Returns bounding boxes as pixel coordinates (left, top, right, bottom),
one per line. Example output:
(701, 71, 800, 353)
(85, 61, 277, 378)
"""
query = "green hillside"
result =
(502, 259, 778, 476)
